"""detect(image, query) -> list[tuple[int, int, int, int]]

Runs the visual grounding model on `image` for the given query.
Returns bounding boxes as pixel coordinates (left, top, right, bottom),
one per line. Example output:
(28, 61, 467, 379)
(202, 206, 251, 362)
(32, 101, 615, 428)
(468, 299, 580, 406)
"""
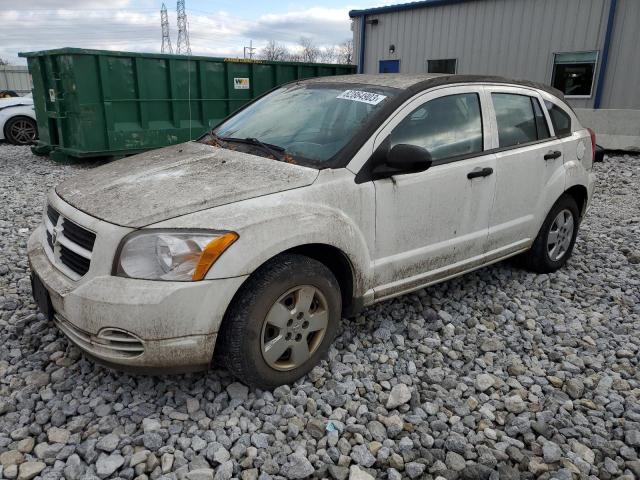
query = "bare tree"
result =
(319, 46, 337, 64)
(299, 37, 320, 63)
(336, 39, 354, 65)
(260, 40, 287, 61)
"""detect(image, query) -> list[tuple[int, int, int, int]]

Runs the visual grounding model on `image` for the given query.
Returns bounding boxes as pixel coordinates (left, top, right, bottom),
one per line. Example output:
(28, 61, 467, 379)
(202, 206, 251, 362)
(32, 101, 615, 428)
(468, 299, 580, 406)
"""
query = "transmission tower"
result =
(176, 0, 191, 55)
(160, 3, 173, 54)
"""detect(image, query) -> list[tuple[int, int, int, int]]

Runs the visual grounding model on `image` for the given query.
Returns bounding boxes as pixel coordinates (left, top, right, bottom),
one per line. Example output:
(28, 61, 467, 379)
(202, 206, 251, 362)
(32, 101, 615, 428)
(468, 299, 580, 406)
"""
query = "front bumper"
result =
(28, 224, 247, 372)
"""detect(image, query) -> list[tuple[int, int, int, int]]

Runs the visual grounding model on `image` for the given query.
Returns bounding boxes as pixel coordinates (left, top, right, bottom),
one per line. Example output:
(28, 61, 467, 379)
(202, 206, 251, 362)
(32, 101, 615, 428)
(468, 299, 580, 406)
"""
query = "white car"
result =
(28, 74, 597, 388)
(0, 94, 38, 145)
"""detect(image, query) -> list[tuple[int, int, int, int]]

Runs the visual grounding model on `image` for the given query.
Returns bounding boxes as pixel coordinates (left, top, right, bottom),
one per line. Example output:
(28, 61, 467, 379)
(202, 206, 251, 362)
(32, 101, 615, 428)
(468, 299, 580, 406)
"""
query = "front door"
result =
(379, 60, 400, 73)
(371, 86, 497, 299)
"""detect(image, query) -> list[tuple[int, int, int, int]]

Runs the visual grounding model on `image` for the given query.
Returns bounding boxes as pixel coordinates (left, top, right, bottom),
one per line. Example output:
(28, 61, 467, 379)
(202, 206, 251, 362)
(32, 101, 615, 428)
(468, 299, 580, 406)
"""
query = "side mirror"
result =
(386, 143, 432, 172)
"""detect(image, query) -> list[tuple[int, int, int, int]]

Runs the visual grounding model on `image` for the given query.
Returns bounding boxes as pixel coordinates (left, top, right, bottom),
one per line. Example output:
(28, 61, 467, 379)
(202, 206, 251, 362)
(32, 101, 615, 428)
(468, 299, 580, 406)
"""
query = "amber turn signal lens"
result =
(192, 232, 239, 280)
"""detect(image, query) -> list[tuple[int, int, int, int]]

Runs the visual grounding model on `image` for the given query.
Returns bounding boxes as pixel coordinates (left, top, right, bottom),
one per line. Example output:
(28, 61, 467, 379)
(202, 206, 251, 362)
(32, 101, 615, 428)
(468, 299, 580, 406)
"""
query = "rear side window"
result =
(492, 93, 543, 147)
(545, 101, 572, 136)
(389, 93, 483, 161)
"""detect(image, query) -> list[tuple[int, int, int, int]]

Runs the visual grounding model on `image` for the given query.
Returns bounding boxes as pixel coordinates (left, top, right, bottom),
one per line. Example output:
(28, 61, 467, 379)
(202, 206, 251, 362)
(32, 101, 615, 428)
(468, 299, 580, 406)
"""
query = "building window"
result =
(379, 59, 400, 73)
(427, 59, 457, 74)
(551, 51, 598, 97)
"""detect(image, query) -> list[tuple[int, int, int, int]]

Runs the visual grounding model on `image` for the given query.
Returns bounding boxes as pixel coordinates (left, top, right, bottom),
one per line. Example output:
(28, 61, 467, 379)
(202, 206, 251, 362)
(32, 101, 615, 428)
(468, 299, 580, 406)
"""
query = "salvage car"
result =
(28, 74, 597, 388)
(0, 93, 38, 145)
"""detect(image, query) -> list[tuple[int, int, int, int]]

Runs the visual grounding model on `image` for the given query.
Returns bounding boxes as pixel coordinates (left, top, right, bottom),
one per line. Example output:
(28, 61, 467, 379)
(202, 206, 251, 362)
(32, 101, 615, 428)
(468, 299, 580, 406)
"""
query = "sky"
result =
(0, 0, 384, 65)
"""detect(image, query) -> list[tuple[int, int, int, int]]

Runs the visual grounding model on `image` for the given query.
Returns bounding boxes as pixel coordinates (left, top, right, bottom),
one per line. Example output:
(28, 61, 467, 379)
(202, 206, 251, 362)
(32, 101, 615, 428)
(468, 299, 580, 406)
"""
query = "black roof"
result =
(304, 73, 565, 100)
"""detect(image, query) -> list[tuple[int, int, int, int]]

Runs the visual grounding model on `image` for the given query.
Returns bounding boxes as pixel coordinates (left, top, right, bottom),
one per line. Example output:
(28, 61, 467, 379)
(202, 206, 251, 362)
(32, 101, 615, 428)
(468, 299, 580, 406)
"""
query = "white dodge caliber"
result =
(28, 74, 598, 388)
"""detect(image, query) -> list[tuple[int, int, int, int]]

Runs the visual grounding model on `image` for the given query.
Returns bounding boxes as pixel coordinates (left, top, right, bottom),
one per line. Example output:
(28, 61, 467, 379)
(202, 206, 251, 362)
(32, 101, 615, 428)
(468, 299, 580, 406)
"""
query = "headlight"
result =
(115, 230, 238, 281)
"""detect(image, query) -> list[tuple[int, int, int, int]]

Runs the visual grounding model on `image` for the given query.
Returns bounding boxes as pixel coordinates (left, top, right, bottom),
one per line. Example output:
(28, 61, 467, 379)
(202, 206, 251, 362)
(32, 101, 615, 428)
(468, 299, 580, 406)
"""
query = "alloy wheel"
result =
(260, 285, 329, 371)
(9, 119, 37, 144)
(547, 209, 574, 261)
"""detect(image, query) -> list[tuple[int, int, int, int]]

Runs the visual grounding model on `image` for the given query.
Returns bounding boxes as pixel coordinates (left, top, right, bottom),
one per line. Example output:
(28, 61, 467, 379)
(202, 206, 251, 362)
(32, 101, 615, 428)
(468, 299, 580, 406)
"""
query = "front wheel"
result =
(522, 194, 580, 273)
(217, 253, 341, 389)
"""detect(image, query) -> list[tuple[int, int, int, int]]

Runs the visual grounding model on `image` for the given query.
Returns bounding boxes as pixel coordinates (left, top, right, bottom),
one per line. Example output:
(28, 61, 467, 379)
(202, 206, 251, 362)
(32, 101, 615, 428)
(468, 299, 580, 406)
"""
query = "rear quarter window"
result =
(545, 101, 572, 137)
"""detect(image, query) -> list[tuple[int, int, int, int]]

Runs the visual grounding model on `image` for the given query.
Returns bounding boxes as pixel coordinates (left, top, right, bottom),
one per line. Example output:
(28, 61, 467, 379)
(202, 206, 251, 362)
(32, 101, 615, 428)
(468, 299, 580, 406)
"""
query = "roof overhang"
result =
(349, 0, 478, 18)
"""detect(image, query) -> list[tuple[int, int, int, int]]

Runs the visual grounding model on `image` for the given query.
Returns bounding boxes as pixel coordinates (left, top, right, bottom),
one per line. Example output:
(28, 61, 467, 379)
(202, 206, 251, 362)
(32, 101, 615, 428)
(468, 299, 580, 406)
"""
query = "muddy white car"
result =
(28, 74, 597, 388)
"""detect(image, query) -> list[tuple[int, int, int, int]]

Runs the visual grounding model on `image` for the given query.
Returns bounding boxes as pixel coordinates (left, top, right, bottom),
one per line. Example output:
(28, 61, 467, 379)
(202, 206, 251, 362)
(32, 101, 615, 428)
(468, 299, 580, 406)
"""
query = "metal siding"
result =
(599, 0, 640, 108)
(0, 65, 33, 95)
(356, 0, 620, 108)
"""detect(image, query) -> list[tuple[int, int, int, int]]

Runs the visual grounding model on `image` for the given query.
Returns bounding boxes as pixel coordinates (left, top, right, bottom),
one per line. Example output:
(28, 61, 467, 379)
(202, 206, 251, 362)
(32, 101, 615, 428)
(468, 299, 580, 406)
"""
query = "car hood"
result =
(0, 96, 33, 109)
(55, 142, 319, 228)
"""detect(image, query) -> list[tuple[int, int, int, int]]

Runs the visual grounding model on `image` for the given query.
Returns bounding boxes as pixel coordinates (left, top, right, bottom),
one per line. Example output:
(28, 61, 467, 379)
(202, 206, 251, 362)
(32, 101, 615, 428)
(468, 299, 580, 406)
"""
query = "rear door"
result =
(485, 86, 566, 257)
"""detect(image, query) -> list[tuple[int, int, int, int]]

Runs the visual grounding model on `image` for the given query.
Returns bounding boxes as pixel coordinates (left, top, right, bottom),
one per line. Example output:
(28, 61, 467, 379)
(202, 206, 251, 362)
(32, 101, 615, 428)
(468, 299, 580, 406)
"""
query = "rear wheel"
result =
(217, 253, 341, 389)
(523, 194, 580, 273)
(5, 116, 38, 145)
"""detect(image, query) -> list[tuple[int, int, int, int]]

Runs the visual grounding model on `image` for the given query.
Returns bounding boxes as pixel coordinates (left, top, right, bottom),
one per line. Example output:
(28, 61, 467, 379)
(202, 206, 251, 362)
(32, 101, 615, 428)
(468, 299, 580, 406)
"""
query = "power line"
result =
(160, 3, 173, 54)
(243, 40, 256, 59)
(176, 0, 191, 55)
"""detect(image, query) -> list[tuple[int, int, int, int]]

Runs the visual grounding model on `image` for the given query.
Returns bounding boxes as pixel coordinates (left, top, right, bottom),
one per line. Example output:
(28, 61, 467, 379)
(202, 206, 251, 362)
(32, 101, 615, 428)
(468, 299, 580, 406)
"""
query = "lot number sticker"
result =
(234, 78, 250, 90)
(337, 90, 387, 105)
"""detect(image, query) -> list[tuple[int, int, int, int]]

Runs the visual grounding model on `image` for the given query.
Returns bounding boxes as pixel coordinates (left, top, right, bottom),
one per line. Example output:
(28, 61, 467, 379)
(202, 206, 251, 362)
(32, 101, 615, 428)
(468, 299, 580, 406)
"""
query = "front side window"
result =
(427, 59, 457, 74)
(388, 93, 483, 162)
(551, 51, 597, 97)
(204, 83, 399, 167)
(545, 101, 572, 136)
(492, 93, 549, 148)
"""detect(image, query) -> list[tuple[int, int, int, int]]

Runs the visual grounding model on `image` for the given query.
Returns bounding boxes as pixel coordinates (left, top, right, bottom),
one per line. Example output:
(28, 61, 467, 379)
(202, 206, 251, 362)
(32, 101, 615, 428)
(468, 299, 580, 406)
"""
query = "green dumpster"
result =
(19, 48, 356, 162)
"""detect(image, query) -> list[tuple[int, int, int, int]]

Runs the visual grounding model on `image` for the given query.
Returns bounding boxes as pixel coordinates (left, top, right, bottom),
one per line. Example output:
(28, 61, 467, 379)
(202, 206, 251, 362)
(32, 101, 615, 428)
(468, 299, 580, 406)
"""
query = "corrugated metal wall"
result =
(353, 0, 638, 109)
(0, 65, 33, 95)
(598, 0, 640, 109)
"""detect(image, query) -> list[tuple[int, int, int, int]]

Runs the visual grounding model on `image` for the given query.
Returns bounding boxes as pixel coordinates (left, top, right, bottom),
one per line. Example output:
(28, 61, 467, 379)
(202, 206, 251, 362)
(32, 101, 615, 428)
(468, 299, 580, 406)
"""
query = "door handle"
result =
(544, 150, 562, 160)
(467, 167, 494, 179)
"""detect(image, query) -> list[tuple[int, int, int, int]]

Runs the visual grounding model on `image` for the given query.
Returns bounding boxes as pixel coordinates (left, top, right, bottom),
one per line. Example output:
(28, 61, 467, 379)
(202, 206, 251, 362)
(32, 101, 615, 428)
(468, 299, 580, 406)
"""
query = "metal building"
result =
(0, 65, 33, 96)
(350, 0, 640, 150)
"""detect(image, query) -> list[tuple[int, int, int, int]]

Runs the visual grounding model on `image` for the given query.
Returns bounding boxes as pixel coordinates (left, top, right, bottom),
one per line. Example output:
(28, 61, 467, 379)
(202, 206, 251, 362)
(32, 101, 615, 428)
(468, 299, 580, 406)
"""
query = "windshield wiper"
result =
(220, 136, 286, 162)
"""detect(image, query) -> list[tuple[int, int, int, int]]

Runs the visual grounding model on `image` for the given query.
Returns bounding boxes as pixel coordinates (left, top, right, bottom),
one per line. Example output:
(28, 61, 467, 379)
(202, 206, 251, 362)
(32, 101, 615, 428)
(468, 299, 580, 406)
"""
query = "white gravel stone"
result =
(385, 383, 411, 409)
(475, 373, 495, 392)
(504, 395, 526, 413)
(349, 465, 375, 480)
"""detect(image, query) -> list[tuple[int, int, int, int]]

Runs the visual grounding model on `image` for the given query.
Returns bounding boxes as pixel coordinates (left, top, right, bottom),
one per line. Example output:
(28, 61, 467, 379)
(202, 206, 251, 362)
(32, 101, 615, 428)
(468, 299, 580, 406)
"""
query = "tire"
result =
(4, 116, 38, 145)
(217, 253, 341, 389)
(523, 194, 580, 273)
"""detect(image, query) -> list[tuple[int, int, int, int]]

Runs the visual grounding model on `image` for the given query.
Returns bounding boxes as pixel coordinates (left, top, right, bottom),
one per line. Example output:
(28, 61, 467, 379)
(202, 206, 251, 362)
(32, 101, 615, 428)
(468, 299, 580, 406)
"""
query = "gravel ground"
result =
(0, 144, 639, 480)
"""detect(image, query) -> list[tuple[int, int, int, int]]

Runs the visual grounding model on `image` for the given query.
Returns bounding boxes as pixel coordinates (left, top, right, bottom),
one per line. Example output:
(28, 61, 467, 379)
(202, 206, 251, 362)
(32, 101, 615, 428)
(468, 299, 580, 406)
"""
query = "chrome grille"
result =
(61, 218, 96, 251)
(44, 205, 95, 279)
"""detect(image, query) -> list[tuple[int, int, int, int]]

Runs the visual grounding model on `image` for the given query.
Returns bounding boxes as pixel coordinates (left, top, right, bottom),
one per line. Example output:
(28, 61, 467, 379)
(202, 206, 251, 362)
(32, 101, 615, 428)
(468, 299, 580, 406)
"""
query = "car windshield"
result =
(201, 83, 399, 167)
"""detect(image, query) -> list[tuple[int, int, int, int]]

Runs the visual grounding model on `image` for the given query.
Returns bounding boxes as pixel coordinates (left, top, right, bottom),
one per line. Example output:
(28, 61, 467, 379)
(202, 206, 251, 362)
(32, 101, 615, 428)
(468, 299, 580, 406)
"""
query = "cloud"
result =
(0, 5, 355, 65)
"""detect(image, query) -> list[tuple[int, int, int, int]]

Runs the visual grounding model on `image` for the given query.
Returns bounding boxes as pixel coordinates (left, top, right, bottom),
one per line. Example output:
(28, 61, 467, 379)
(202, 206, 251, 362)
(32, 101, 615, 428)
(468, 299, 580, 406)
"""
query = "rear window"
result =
(545, 101, 572, 137)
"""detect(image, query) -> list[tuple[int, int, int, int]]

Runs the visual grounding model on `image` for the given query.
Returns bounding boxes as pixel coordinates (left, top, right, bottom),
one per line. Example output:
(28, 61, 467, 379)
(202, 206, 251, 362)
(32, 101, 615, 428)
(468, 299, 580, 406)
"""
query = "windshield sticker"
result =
(336, 90, 387, 105)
